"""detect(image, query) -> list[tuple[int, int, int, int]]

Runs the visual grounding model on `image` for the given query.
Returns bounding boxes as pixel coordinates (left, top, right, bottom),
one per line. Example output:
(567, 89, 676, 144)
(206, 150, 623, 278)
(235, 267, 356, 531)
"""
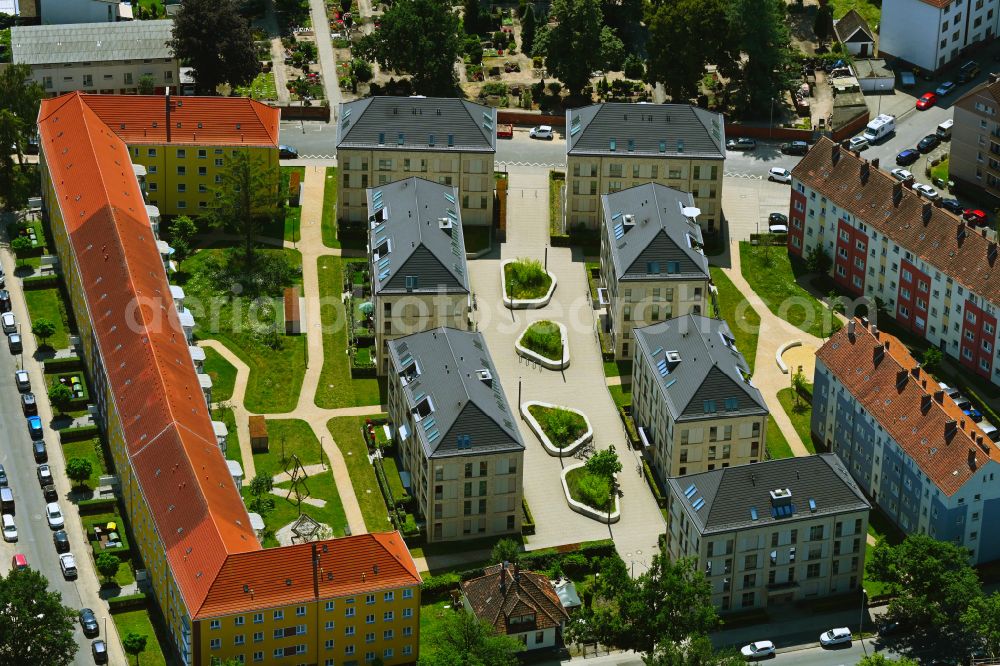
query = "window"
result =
(177, 183, 186, 193)
(210, 638, 221, 649)
(215, 158, 224, 167)
(210, 620, 221, 630)
(384, 591, 394, 602)
(83, 74, 93, 87)
(253, 652, 264, 662)
(253, 632, 263, 642)
(297, 606, 307, 617)
(384, 648, 394, 659)
(383, 611, 394, 621)
(403, 588, 413, 599)
(235, 616, 245, 626)
(326, 640, 335, 650)
(403, 645, 413, 656)
(253, 613, 264, 624)
(345, 607, 355, 618)
(345, 646, 355, 656)
(198, 166, 207, 176)
(807, 563, 821, 579)
(383, 629, 394, 640)
(403, 626, 413, 636)
(345, 626, 355, 636)
(402, 608, 413, 618)
(274, 610, 284, 620)
(366, 614, 375, 624)
(235, 634, 245, 646)
(177, 166, 186, 176)
(326, 621, 335, 630)
(366, 632, 376, 644)
(366, 594, 376, 605)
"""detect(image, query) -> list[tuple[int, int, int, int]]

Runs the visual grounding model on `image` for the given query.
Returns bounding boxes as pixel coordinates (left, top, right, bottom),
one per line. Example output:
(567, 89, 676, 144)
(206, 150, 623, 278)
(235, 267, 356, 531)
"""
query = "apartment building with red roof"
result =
(37, 91, 421, 666)
(814, 318, 1000, 563)
(789, 138, 1000, 386)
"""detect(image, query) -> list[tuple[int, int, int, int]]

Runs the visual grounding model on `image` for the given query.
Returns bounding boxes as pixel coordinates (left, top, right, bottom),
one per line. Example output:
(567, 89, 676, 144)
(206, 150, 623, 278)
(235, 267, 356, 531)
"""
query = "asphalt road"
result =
(770, 640, 899, 666)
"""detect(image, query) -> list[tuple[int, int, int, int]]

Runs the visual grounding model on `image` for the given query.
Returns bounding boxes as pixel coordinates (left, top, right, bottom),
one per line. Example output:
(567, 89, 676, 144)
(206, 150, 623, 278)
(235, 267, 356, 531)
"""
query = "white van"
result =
(936, 119, 954, 139)
(863, 114, 896, 143)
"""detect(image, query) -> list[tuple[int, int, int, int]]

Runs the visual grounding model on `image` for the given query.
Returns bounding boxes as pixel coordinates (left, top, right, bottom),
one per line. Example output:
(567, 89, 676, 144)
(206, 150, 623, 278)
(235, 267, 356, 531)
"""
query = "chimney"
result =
(934, 389, 945, 404)
(893, 181, 903, 207)
(871, 322, 880, 337)
(921, 393, 932, 413)
(969, 448, 978, 470)
(922, 202, 932, 224)
(991, 72, 1000, 84)
(848, 319, 856, 340)
(946, 419, 958, 438)
(910, 366, 921, 380)
(958, 220, 967, 241)
(896, 368, 908, 389)
(873, 343, 885, 365)
(934, 197, 943, 208)
(989, 241, 998, 264)
(165, 87, 172, 143)
(872, 157, 880, 169)
(832, 143, 841, 165)
(860, 161, 870, 184)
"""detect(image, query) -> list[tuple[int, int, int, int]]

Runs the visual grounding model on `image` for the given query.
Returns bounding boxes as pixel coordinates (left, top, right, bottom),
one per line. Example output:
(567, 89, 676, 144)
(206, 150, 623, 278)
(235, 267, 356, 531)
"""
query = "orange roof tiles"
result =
(791, 137, 1000, 305)
(73, 91, 279, 147)
(817, 319, 998, 496)
(200, 533, 421, 618)
(461, 564, 569, 634)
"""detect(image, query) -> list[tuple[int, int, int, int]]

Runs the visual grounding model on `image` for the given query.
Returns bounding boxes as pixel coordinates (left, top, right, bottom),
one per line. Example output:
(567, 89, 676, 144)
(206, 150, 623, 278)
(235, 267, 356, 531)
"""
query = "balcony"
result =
(766, 580, 799, 591)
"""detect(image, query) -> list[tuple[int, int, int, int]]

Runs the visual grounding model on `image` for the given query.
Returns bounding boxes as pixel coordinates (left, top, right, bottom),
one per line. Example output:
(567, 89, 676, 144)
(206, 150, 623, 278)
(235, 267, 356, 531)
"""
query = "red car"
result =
(964, 208, 988, 225)
(916, 92, 938, 110)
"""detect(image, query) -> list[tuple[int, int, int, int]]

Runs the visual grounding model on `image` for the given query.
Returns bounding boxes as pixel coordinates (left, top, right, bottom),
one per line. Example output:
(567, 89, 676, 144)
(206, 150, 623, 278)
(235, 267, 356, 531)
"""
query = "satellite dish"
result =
(682, 206, 701, 219)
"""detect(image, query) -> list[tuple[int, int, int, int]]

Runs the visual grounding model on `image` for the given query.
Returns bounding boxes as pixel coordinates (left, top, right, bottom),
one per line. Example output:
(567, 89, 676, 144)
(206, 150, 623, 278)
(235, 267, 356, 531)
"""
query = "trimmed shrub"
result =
(44, 356, 84, 373)
(504, 258, 551, 299)
(77, 497, 117, 515)
(642, 458, 666, 508)
(528, 405, 585, 448)
(520, 321, 562, 361)
(420, 572, 462, 601)
(521, 498, 535, 535)
(108, 593, 148, 613)
(22, 274, 60, 290)
(60, 425, 100, 443)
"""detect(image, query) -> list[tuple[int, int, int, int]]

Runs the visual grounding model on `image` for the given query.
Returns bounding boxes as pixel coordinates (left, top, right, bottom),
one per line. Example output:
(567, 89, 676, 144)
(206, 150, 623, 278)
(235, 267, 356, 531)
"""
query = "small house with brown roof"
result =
(814, 318, 1000, 563)
(249, 415, 268, 452)
(833, 9, 875, 57)
(461, 563, 569, 651)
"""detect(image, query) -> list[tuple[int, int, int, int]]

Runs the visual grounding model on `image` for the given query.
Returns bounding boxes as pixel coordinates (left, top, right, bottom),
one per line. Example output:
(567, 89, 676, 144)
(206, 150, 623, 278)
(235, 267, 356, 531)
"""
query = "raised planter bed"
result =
(501, 259, 557, 309)
(561, 462, 620, 524)
(515, 320, 569, 370)
(521, 401, 592, 457)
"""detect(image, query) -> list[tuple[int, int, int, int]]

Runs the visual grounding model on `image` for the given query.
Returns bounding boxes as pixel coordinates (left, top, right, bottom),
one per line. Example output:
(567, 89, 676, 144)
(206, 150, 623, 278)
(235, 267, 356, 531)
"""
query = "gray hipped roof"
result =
(369, 177, 470, 295)
(602, 183, 710, 282)
(634, 315, 767, 422)
(12, 19, 175, 65)
(336, 97, 496, 152)
(387, 328, 524, 459)
(666, 454, 871, 536)
(566, 103, 725, 159)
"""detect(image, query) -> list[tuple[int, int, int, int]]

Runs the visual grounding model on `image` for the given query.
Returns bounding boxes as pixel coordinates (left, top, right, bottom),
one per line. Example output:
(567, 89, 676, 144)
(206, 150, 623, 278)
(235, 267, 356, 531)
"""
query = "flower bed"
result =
(521, 401, 591, 456)
(501, 259, 556, 309)
(561, 463, 620, 523)
(515, 320, 569, 370)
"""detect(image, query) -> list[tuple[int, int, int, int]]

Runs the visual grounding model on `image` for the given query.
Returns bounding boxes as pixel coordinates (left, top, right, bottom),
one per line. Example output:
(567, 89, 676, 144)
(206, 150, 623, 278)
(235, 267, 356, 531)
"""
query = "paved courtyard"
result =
(467, 168, 664, 572)
(720, 178, 796, 241)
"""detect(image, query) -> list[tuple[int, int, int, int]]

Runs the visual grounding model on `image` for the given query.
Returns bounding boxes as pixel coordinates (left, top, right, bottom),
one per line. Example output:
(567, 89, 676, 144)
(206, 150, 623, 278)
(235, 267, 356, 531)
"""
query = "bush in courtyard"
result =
(521, 321, 562, 360)
(505, 258, 550, 299)
(576, 472, 612, 510)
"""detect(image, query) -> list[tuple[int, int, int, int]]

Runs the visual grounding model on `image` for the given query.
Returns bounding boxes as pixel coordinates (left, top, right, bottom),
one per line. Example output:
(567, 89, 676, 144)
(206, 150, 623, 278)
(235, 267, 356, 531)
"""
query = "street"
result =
(771, 640, 899, 666)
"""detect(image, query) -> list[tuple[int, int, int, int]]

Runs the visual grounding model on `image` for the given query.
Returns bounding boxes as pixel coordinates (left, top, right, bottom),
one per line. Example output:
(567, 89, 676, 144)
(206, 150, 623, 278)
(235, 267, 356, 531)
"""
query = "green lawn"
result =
(315, 256, 386, 408)
(766, 415, 794, 460)
(62, 438, 106, 489)
(603, 360, 632, 378)
(202, 347, 237, 403)
(23, 288, 71, 349)
(565, 466, 613, 511)
(254, 419, 325, 479)
(931, 156, 949, 185)
(321, 167, 339, 248)
(233, 71, 278, 100)
(867, 505, 906, 546)
(830, 0, 880, 25)
(549, 171, 565, 235)
(608, 384, 631, 408)
(178, 248, 306, 413)
(505, 260, 552, 300)
(739, 242, 841, 339)
(327, 416, 394, 532)
(711, 266, 760, 374)
(102, 559, 136, 587)
(112, 610, 168, 666)
(280, 165, 306, 243)
(419, 601, 453, 661)
(776, 387, 817, 454)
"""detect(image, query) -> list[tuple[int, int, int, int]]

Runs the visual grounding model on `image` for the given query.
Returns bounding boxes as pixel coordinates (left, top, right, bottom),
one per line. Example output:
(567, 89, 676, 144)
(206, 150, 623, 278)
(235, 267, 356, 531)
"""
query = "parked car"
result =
(1, 487, 13, 513)
(780, 140, 809, 155)
(80, 608, 99, 638)
(820, 627, 852, 647)
(92, 639, 108, 664)
(936, 81, 957, 95)
(768, 212, 788, 225)
(767, 167, 792, 183)
(727, 137, 757, 151)
(958, 60, 981, 83)
(1, 311, 15, 334)
(740, 641, 775, 660)
(2, 514, 16, 542)
(58, 552, 77, 579)
(913, 183, 939, 199)
(27, 416, 43, 440)
(942, 198, 963, 214)
(42, 485, 57, 502)
(964, 209, 988, 225)
(53, 529, 69, 553)
(11, 553, 27, 570)
(20, 393, 35, 416)
(916, 92, 939, 109)
(769, 222, 788, 233)
(918, 134, 941, 152)
(278, 145, 298, 159)
(14, 369, 29, 392)
(965, 407, 984, 422)
(8, 332, 21, 354)
(890, 168, 914, 182)
(953, 394, 972, 409)
(848, 135, 869, 151)
(896, 149, 920, 166)
(529, 125, 554, 140)
(0, 290, 11, 313)
(0, 465, 7, 487)
(32, 439, 47, 463)
(36, 464, 51, 487)
(45, 502, 64, 530)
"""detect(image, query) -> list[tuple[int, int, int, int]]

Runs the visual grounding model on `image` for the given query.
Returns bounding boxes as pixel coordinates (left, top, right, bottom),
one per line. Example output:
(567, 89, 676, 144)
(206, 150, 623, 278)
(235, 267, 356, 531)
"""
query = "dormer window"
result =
(373, 238, 391, 258)
(369, 206, 389, 226)
(399, 358, 420, 385)
(412, 396, 434, 421)
(405, 275, 419, 290)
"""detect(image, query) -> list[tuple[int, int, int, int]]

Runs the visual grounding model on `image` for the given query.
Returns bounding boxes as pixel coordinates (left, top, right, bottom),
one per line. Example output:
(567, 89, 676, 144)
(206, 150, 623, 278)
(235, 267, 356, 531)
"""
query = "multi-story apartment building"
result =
(665, 455, 870, 611)
(632, 314, 769, 483)
(336, 97, 496, 226)
(814, 318, 1000, 563)
(12, 20, 178, 96)
(950, 73, 1000, 203)
(599, 182, 710, 359)
(44, 91, 280, 216)
(368, 177, 471, 374)
(38, 89, 422, 666)
(564, 102, 725, 232)
(386, 328, 524, 543)
(789, 138, 1000, 387)
(880, 0, 998, 73)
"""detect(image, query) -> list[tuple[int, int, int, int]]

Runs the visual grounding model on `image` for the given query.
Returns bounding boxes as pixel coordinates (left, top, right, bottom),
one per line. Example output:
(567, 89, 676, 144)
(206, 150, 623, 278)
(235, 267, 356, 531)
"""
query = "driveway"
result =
(467, 167, 663, 572)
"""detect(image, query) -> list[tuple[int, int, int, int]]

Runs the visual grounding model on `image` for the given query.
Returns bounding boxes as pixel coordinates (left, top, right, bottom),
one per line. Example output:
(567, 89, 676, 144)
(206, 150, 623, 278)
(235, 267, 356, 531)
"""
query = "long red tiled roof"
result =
(791, 137, 1000, 305)
(816, 318, 997, 496)
(73, 91, 280, 147)
(200, 533, 421, 618)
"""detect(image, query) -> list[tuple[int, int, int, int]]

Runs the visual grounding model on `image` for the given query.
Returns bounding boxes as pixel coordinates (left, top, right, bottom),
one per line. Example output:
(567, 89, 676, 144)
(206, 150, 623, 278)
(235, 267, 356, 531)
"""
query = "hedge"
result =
(420, 572, 462, 601)
(350, 366, 377, 379)
(44, 356, 84, 373)
(108, 593, 148, 613)
(521, 498, 535, 536)
(642, 458, 666, 508)
(22, 274, 60, 290)
(77, 497, 117, 515)
(618, 405, 639, 447)
(60, 425, 100, 443)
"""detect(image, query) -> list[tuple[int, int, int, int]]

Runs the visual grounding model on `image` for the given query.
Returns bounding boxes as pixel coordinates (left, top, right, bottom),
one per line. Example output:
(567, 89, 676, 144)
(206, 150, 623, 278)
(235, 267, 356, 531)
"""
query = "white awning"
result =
(188, 345, 206, 362)
(398, 424, 410, 440)
(638, 426, 652, 449)
(597, 287, 611, 307)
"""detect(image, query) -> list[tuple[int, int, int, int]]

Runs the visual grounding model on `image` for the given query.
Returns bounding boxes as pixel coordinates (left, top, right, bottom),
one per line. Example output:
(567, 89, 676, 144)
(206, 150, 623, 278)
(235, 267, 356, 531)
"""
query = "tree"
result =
(31, 318, 56, 347)
(122, 631, 148, 665)
(731, 0, 793, 113)
(422, 608, 523, 666)
(858, 656, 921, 666)
(48, 382, 74, 415)
(963, 591, 1000, 658)
(351, 58, 374, 84)
(207, 150, 279, 267)
(520, 4, 537, 55)
(490, 538, 521, 565)
(167, 214, 198, 260)
(813, 2, 834, 43)
(0, 65, 43, 211)
(169, 0, 259, 95)
(599, 25, 624, 71)
(137, 74, 156, 95)
(791, 369, 808, 403)
(538, 0, 604, 95)
(567, 553, 718, 654)
(805, 245, 832, 274)
(921, 347, 943, 371)
(867, 534, 981, 635)
(463, 0, 487, 35)
(95, 552, 120, 585)
(10, 236, 32, 267)
(356, 0, 462, 96)
(248, 472, 274, 515)
(623, 54, 644, 79)
(0, 567, 78, 664)
(585, 445, 622, 481)
(644, 635, 746, 666)
(65, 457, 93, 489)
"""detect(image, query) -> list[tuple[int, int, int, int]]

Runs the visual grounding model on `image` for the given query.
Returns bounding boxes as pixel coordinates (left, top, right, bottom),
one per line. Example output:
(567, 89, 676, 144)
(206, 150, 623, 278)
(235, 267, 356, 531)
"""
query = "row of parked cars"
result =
(741, 626, 854, 659)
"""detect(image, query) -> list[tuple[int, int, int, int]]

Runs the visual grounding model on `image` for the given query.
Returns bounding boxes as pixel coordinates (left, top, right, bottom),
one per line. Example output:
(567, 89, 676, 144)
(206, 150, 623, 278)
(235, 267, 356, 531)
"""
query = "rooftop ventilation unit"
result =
(438, 216, 453, 230)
